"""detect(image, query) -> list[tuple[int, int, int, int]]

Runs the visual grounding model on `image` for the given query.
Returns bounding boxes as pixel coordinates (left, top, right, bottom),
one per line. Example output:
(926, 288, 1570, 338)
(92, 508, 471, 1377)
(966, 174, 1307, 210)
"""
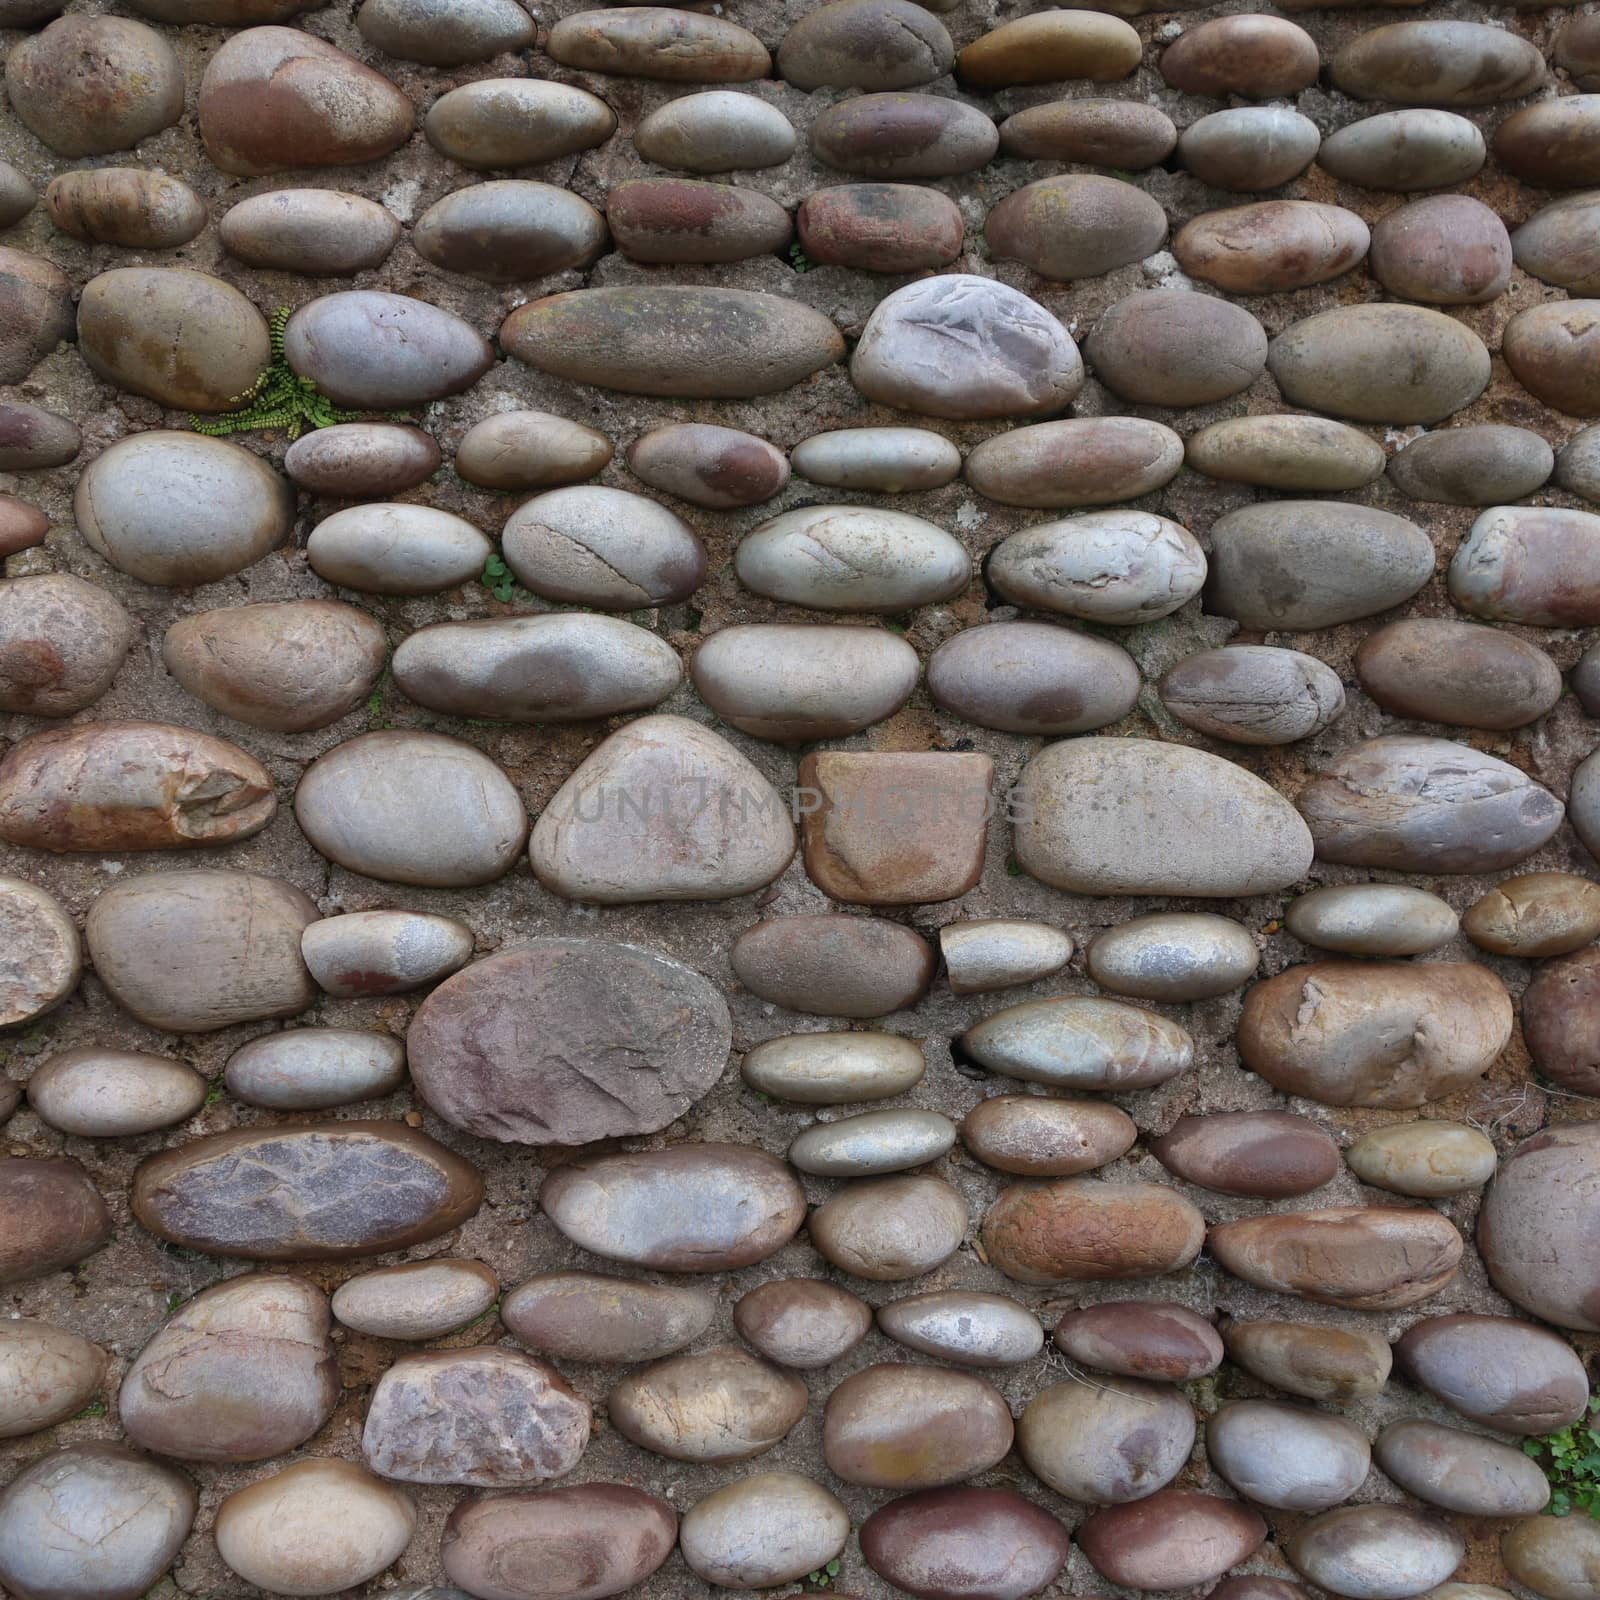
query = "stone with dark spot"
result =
(606, 180, 788, 265)
(962, 996, 1193, 1092)
(414, 182, 607, 283)
(1151, 1111, 1339, 1197)
(1331, 20, 1546, 105)
(779, 0, 952, 90)
(732, 914, 934, 1017)
(1052, 1302, 1222, 1381)
(503, 1272, 715, 1364)
(1085, 290, 1266, 407)
(609, 1346, 806, 1462)
(797, 183, 963, 270)
(1077, 1493, 1267, 1592)
(1355, 618, 1559, 729)
(877, 1290, 1042, 1366)
(1370, 195, 1511, 304)
(0, 576, 134, 718)
(998, 99, 1175, 167)
(1174, 202, 1369, 295)
(1223, 1320, 1391, 1403)
(0, 1158, 109, 1286)
(547, 8, 769, 81)
(861, 1489, 1071, 1600)
(131, 1122, 485, 1260)
(811, 94, 998, 177)
(1160, 646, 1344, 746)
(626, 423, 788, 508)
(0, 402, 78, 471)
(823, 1364, 1013, 1488)
(1397, 1313, 1589, 1433)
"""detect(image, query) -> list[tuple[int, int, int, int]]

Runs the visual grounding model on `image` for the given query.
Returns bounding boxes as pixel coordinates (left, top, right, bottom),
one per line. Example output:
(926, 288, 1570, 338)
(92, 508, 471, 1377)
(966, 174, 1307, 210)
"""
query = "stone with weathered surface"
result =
(609, 1346, 805, 1463)
(683, 1473, 849, 1590)
(1052, 1301, 1222, 1381)
(1318, 108, 1485, 189)
(1186, 415, 1385, 491)
(0, 1320, 105, 1439)
(797, 185, 964, 272)
(0, 1158, 109, 1285)
(1161, 646, 1344, 746)
(0, 878, 80, 1030)
(823, 1364, 1013, 1488)
(1224, 1320, 1391, 1403)
(0, 576, 133, 717)
(548, 7, 769, 79)
(940, 920, 1074, 993)
(1464, 874, 1600, 958)
(1288, 1506, 1463, 1600)
(0, 249, 72, 386)
(221, 190, 402, 276)
(1450, 505, 1600, 626)
(1017, 1376, 1194, 1503)
(627, 423, 788, 508)
(812, 94, 997, 178)
(1174, 202, 1368, 295)
(962, 1095, 1134, 1177)
(45, 169, 205, 250)
(356, 0, 532, 64)
(1376, 1419, 1549, 1516)
(733, 915, 933, 1017)
(414, 182, 607, 283)
(999, 98, 1175, 167)
(983, 1179, 1205, 1285)
(505, 1272, 714, 1365)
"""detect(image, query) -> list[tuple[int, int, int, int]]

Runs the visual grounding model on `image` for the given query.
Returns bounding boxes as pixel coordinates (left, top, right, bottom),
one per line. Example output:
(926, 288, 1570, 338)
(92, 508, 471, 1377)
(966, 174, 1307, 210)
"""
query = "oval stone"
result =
(1270, 303, 1489, 423)
(779, 0, 952, 90)
(1152, 1110, 1338, 1198)
(683, 1474, 849, 1590)
(878, 1290, 1043, 1366)
(1087, 913, 1256, 1001)
(415, 182, 607, 283)
(1179, 107, 1320, 190)
(1014, 737, 1314, 897)
(999, 98, 1175, 167)
(1284, 884, 1458, 957)
(1332, 20, 1546, 105)
(1078, 1493, 1266, 1593)
(75, 430, 291, 585)
(1210, 1207, 1464, 1309)
(1174, 202, 1369, 295)
(0, 166, 35, 231)
(224, 1027, 405, 1111)
(1299, 737, 1562, 872)
(811, 93, 998, 179)
(1021, 1375, 1195, 1504)
(395, 615, 680, 722)
(1208, 1400, 1371, 1511)
(1223, 1320, 1392, 1403)
(792, 426, 961, 492)
(1390, 424, 1553, 506)
(1464, 873, 1600, 958)
(626, 422, 788, 508)
(610, 1346, 805, 1463)
(356, 0, 532, 64)
(1559, 14, 1600, 87)
(132, 1123, 484, 1260)
(0, 401, 80, 471)
(221, 189, 401, 275)
(1513, 193, 1600, 292)
(541, 1143, 804, 1271)
(502, 286, 843, 398)
(1160, 646, 1344, 746)
(986, 175, 1165, 282)
(1376, 1418, 1549, 1516)
(1355, 618, 1559, 729)
(983, 1179, 1204, 1285)
(1162, 15, 1318, 96)
(0, 575, 133, 717)
(1396, 1312, 1589, 1432)
(0, 1158, 108, 1285)
(961, 1095, 1134, 1177)
(790, 1108, 955, 1176)
(455, 411, 612, 490)
(736, 506, 970, 611)
(742, 1033, 925, 1104)
(809, 1174, 967, 1280)
(504, 1272, 713, 1365)
(941, 920, 1074, 994)
(285, 423, 439, 497)
(1319, 107, 1485, 189)
(823, 1364, 1013, 1488)
(0, 1320, 105, 1439)
(1185, 415, 1385, 491)
(797, 184, 964, 273)
(1452, 504, 1600, 624)
(957, 11, 1141, 87)
(1288, 1506, 1463, 1600)
(45, 169, 205, 250)
(333, 1259, 498, 1340)
(163, 600, 386, 733)
(86, 869, 316, 1032)
(635, 90, 796, 172)
(120, 1275, 337, 1462)
(1086, 289, 1267, 405)
(1052, 1301, 1222, 1381)
(966, 417, 1181, 509)
(962, 996, 1193, 1092)
(733, 914, 933, 1017)
(733, 1280, 872, 1369)
(1503, 1515, 1600, 1600)
(1371, 195, 1512, 303)
(0, 248, 72, 386)
(862, 1489, 1069, 1600)
(547, 7, 769, 80)
(425, 79, 616, 168)
(26, 1048, 205, 1138)
(503, 485, 705, 607)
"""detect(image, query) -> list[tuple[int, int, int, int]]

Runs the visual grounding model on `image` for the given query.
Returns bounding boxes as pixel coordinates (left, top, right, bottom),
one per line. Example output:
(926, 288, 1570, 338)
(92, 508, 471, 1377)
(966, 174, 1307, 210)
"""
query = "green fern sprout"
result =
(189, 308, 362, 440)
(1523, 1391, 1600, 1517)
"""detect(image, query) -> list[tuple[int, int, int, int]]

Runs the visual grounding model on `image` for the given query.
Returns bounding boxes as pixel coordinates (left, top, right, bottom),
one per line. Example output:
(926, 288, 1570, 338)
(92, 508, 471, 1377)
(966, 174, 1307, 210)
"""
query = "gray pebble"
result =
(224, 1027, 406, 1110)
(1284, 884, 1458, 957)
(455, 409, 612, 490)
(877, 1290, 1043, 1365)
(307, 503, 491, 595)
(1087, 912, 1258, 1001)
(1318, 109, 1485, 191)
(1208, 1400, 1371, 1512)
(425, 78, 616, 168)
(962, 996, 1194, 1091)
(1160, 645, 1344, 745)
(681, 1474, 848, 1590)
(940, 920, 1074, 994)
(503, 1272, 714, 1364)
(332, 1259, 498, 1340)
(741, 1033, 926, 1104)
(221, 188, 400, 273)
(1180, 106, 1319, 189)
(26, 1048, 205, 1137)
(356, 0, 532, 64)
(793, 427, 960, 492)
(634, 89, 795, 171)
(789, 1108, 956, 1176)
(1387, 424, 1552, 504)
(413, 181, 607, 284)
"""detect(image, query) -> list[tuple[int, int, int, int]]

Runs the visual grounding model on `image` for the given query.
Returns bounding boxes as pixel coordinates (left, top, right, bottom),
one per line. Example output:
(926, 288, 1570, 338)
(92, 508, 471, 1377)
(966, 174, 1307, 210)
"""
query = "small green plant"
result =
(74, 1399, 106, 1419)
(165, 1291, 184, 1312)
(480, 553, 517, 603)
(805, 1561, 841, 1589)
(788, 243, 814, 274)
(1524, 1392, 1600, 1516)
(190, 307, 363, 440)
(202, 1080, 225, 1109)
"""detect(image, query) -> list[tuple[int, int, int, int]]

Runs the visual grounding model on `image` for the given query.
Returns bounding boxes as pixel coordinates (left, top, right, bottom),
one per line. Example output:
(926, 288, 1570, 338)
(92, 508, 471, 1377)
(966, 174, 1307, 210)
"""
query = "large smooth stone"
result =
(0, 879, 79, 1031)
(985, 175, 1165, 282)
(46, 169, 204, 250)
(409, 939, 728, 1144)
(989, 511, 1204, 624)
(1464, 873, 1600, 958)
(415, 182, 607, 283)
(0, 401, 79, 471)
(530, 715, 794, 903)
(693, 623, 916, 742)
(1375, 1420, 1548, 1515)
(1017, 1376, 1193, 1502)
(0, 1321, 105, 1438)
(26, 1048, 205, 1137)
(811, 94, 998, 179)
(1207, 1400, 1371, 1511)
(1449, 505, 1600, 625)
(1269, 305, 1490, 423)
(1238, 960, 1511, 1107)
(1503, 1516, 1600, 1600)
(504, 1272, 714, 1365)
(962, 996, 1192, 1091)
(862, 1489, 1069, 1600)
(1086, 290, 1267, 405)
(1355, 618, 1559, 728)
(809, 1174, 967, 1281)
(792, 426, 962, 492)
(999, 97, 1175, 166)
(940, 920, 1074, 995)
(0, 1446, 196, 1600)
(1504, 301, 1600, 414)
(333, 1259, 498, 1341)
(797, 183, 964, 271)
(86, 869, 317, 1032)
(732, 915, 933, 1017)
(983, 1179, 1204, 1285)
(1396, 1313, 1589, 1433)
(962, 1096, 1135, 1177)
(851, 274, 1082, 419)
(503, 485, 705, 608)
(442, 1486, 675, 1600)
(0, 1158, 109, 1285)
(1185, 415, 1385, 491)
(609, 1346, 805, 1463)
(956, 11, 1140, 86)
(75, 430, 290, 584)
(743, 1033, 926, 1104)
(1051, 1302, 1222, 1381)
(503, 287, 842, 397)
(1077, 1493, 1266, 1592)
(221, 190, 402, 276)
(1014, 737, 1313, 897)
(120, 1275, 337, 1463)
(1160, 646, 1344, 745)
(1210, 1207, 1463, 1309)
(131, 1122, 484, 1260)
(541, 1143, 804, 1271)
(1206, 501, 1433, 629)
(635, 90, 796, 172)
(683, 1473, 849, 1589)
(1514, 193, 1600, 292)
(1179, 107, 1319, 190)
(198, 26, 413, 175)
(1288, 1506, 1463, 1600)
(296, 732, 526, 887)
(1223, 1320, 1392, 1403)
(1297, 737, 1562, 872)
(736, 505, 970, 611)
(1349, 1121, 1496, 1197)
(455, 411, 612, 490)
(548, 7, 768, 79)
(215, 1459, 415, 1597)
(287, 293, 492, 408)
(1151, 1110, 1339, 1198)
(1087, 913, 1257, 1001)
(790, 1108, 955, 1176)
(823, 1364, 1013, 1488)
(733, 1279, 872, 1369)
(164, 600, 387, 733)
(224, 1027, 406, 1110)
(1388, 424, 1550, 505)
(364, 1348, 588, 1487)
(0, 721, 274, 853)
(1318, 107, 1485, 189)
(878, 1290, 1043, 1366)
(1161, 14, 1318, 94)
(425, 79, 616, 168)
(1332, 20, 1545, 105)
(779, 0, 951, 88)
(357, 0, 532, 63)
(626, 422, 788, 506)
(289, 421, 441, 497)
(1174, 201, 1368, 295)
(0, 249, 72, 386)
(0, 575, 133, 717)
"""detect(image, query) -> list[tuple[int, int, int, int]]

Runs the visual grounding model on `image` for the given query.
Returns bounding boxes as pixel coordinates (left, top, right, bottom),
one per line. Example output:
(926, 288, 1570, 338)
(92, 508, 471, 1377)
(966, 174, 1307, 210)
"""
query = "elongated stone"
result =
(1355, 618, 1560, 728)
(1318, 108, 1485, 190)
(0, 249, 72, 386)
(609, 1346, 805, 1462)
(1162, 15, 1318, 96)
(0, 401, 78, 471)
(1333, 20, 1545, 105)
(1503, 1517, 1600, 1600)
(1088, 913, 1258, 1001)
(504, 1272, 714, 1364)
(732, 915, 933, 1017)
(1185, 415, 1385, 491)
(985, 175, 1166, 282)
(425, 79, 616, 168)
(1348, 1122, 1496, 1198)
(862, 1489, 1069, 1600)
(1052, 1301, 1222, 1380)
(1288, 885, 1458, 960)
(940, 919, 1073, 994)
(1464, 873, 1600, 958)
(224, 1028, 405, 1111)
(1180, 107, 1319, 190)
(792, 426, 960, 492)
(1395, 1312, 1588, 1433)
(742, 1033, 925, 1104)
(1160, 646, 1344, 746)
(46, 169, 204, 250)
(1174, 202, 1369, 294)
(285, 423, 439, 497)
(1514, 193, 1600, 292)
(635, 91, 795, 172)
(779, 0, 951, 89)
(333, 1259, 498, 1340)
(415, 182, 607, 283)
(823, 1364, 1013, 1488)
(965, 418, 1182, 509)
(221, 189, 401, 275)
(797, 184, 964, 271)
(962, 996, 1192, 1091)
(548, 7, 769, 80)
(0, 1320, 105, 1439)
(790, 1108, 955, 1176)
(356, 0, 532, 64)
(627, 422, 787, 508)
(878, 1291, 1043, 1365)
(455, 411, 612, 490)
(811, 94, 998, 179)
(957, 11, 1140, 87)
(999, 98, 1175, 166)
(1152, 1110, 1338, 1198)
(1224, 1320, 1391, 1403)
(27, 1048, 205, 1138)
(983, 1179, 1204, 1284)
(961, 1095, 1133, 1176)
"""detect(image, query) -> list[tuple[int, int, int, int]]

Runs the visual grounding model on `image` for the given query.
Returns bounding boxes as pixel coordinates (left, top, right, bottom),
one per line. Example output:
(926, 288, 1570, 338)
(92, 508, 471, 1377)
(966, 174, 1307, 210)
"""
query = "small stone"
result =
(456, 411, 612, 490)
(626, 422, 788, 507)
(809, 1173, 967, 1280)
(0, 401, 79, 471)
(1087, 289, 1267, 406)
(504, 1272, 713, 1364)
(541, 1143, 805, 1271)
(120, 1275, 337, 1462)
(547, 8, 769, 81)
(0, 1158, 109, 1285)
(1332, 20, 1545, 105)
(998, 99, 1175, 167)
(861, 1489, 1070, 1600)
(199, 27, 413, 176)
(333, 1259, 498, 1340)
(284, 424, 440, 497)
(1223, 1320, 1392, 1403)
(1503, 1515, 1600, 1600)
(792, 426, 961, 492)
(1284, 884, 1458, 957)
(797, 184, 964, 272)
(0, 575, 134, 717)
(741, 1033, 927, 1104)
(26, 1048, 205, 1137)
(5, 16, 182, 156)
(609, 1346, 805, 1463)
(683, 1473, 849, 1590)
(823, 1364, 1013, 1488)
(1288, 1506, 1463, 1600)
(986, 175, 1166, 282)
(1376, 1419, 1549, 1516)
(1077, 1492, 1266, 1593)
(734, 1279, 871, 1368)
(425, 79, 616, 168)
(1152, 1110, 1338, 1198)
(1348, 1122, 1497, 1197)
(1052, 1301, 1222, 1380)
(1207, 1400, 1371, 1511)
(780, 0, 951, 89)
(132, 1122, 484, 1260)
(635, 91, 796, 172)
(1087, 913, 1256, 1001)
(940, 919, 1075, 993)
(0, 878, 79, 1029)
(1396, 1313, 1589, 1433)
(1180, 107, 1320, 190)
(966, 417, 1181, 508)
(878, 1290, 1043, 1366)
(957, 11, 1141, 87)
(811, 94, 998, 178)
(0, 1320, 105, 1439)
(1209, 1207, 1464, 1309)
(790, 1108, 955, 1176)
(1520, 947, 1600, 1094)
(0, 164, 35, 229)
(1186, 415, 1385, 491)
(0, 249, 72, 385)
(45, 169, 205, 250)
(1318, 108, 1485, 190)
(1463, 873, 1600, 958)
(962, 996, 1193, 1091)
(961, 1095, 1134, 1176)
(1389, 425, 1553, 506)
(1174, 202, 1369, 294)
(732, 914, 933, 1017)
(356, 0, 532, 64)
(416, 182, 607, 282)
(224, 1027, 405, 1111)
(1513, 193, 1600, 292)
(1160, 646, 1344, 746)
(1506, 301, 1600, 415)
(1161, 15, 1319, 96)
(1355, 618, 1559, 728)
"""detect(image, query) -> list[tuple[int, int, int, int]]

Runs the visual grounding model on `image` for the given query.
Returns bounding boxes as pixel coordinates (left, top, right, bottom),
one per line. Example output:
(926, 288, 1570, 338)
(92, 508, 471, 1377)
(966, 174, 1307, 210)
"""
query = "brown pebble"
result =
(1151, 1110, 1340, 1198)
(1464, 873, 1600, 958)
(797, 183, 963, 272)
(1161, 15, 1318, 97)
(1053, 1301, 1223, 1381)
(0, 495, 47, 557)
(998, 99, 1175, 168)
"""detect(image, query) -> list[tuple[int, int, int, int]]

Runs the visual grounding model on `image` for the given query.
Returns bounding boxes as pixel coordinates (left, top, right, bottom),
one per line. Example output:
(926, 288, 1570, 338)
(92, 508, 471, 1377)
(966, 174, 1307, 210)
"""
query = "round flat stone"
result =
(415, 182, 608, 283)
(1223, 1320, 1391, 1403)
(1085, 289, 1267, 406)
(810, 1174, 967, 1280)
(627, 422, 787, 508)
(0, 1320, 105, 1440)
(1332, 20, 1545, 106)
(1179, 107, 1319, 190)
(811, 93, 998, 179)
(1503, 1514, 1600, 1600)
(303, 911, 473, 999)
(733, 1279, 872, 1369)
(26, 1048, 205, 1138)
(1175, 201, 1369, 295)
(1381, 1418, 1551, 1515)
(1208, 1400, 1371, 1512)
(985, 175, 1166, 282)
(1052, 1301, 1223, 1380)
(823, 1364, 1013, 1488)
(957, 11, 1140, 87)
(1288, 1506, 1463, 1600)
(1464, 873, 1600, 958)
(455, 411, 612, 490)
(1087, 913, 1257, 1001)
(683, 1474, 849, 1590)
(1078, 1493, 1266, 1592)
(1396, 1313, 1588, 1433)
(284, 422, 438, 496)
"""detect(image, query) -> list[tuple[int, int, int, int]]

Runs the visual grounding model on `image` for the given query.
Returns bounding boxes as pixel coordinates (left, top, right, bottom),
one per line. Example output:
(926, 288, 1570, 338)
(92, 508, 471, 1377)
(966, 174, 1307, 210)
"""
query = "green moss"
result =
(1524, 1393, 1600, 1516)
